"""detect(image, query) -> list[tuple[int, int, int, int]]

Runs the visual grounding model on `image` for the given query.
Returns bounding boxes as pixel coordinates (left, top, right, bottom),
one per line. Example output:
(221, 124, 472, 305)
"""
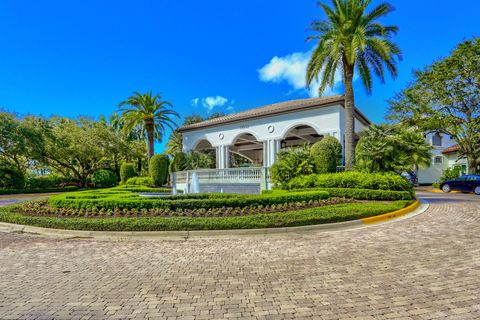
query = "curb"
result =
(0, 199, 428, 240)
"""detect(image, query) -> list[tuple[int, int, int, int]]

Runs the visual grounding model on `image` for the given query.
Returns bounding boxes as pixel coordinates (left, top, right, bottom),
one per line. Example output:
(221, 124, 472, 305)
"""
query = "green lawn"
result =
(0, 200, 411, 231)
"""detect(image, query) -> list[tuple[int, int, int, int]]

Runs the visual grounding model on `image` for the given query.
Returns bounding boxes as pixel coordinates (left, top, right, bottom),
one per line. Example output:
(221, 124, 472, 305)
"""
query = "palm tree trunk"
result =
(145, 121, 155, 160)
(343, 64, 356, 170)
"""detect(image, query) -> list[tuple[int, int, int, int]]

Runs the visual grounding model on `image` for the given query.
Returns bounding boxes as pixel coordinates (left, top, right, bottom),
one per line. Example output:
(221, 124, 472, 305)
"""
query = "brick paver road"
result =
(0, 191, 479, 319)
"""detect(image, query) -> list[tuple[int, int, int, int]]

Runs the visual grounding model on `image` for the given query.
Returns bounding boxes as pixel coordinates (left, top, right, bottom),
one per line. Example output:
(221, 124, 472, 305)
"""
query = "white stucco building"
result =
(175, 96, 370, 192)
(417, 132, 467, 184)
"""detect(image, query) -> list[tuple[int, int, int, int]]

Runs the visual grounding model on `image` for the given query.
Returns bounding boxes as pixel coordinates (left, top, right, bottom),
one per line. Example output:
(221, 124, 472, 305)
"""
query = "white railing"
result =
(173, 167, 270, 192)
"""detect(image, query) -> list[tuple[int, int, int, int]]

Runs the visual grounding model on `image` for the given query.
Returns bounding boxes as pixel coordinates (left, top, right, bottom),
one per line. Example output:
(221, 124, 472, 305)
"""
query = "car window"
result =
(457, 176, 467, 181)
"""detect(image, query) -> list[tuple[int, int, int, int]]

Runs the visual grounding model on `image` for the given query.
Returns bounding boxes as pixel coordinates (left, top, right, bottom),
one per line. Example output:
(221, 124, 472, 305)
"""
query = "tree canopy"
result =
(388, 38, 480, 173)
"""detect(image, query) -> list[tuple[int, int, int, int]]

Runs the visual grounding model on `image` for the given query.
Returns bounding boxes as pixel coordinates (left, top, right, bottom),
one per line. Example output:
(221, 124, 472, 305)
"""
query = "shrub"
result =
(438, 166, 462, 183)
(170, 152, 187, 172)
(125, 177, 155, 187)
(25, 175, 72, 189)
(271, 145, 316, 186)
(311, 136, 342, 173)
(150, 154, 169, 186)
(91, 170, 117, 188)
(0, 165, 25, 189)
(283, 187, 413, 201)
(48, 188, 330, 211)
(286, 171, 412, 191)
(120, 163, 137, 184)
(1, 200, 411, 231)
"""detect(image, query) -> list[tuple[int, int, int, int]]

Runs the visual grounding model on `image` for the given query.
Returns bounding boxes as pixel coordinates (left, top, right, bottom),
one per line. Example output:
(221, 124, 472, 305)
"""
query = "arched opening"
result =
(281, 125, 323, 149)
(190, 139, 216, 169)
(230, 133, 263, 167)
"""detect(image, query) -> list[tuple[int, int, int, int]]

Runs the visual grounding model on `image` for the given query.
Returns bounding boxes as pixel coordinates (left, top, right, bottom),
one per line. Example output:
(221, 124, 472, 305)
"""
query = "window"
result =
(432, 133, 442, 147)
(434, 156, 443, 164)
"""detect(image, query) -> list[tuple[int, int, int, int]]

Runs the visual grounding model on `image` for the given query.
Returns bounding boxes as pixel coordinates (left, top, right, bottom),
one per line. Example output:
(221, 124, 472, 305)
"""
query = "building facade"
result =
(417, 132, 467, 184)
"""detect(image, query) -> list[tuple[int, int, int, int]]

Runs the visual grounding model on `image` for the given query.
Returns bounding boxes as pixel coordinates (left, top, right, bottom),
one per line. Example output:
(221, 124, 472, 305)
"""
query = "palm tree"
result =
(119, 91, 179, 160)
(306, 0, 401, 170)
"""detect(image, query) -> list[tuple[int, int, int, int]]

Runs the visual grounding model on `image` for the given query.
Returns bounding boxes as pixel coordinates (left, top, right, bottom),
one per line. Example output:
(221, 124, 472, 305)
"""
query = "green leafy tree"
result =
(356, 124, 432, 173)
(184, 151, 215, 170)
(29, 117, 128, 187)
(311, 136, 343, 173)
(0, 112, 41, 174)
(306, 0, 401, 170)
(388, 38, 480, 173)
(119, 91, 179, 160)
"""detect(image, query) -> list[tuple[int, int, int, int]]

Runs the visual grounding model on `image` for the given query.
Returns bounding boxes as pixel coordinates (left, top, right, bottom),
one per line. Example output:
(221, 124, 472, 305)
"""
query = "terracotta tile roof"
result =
(442, 144, 461, 154)
(177, 95, 371, 132)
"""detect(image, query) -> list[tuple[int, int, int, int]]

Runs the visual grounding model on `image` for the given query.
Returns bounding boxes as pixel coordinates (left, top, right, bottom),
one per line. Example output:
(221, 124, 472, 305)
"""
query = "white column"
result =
(216, 145, 230, 169)
(265, 139, 281, 167)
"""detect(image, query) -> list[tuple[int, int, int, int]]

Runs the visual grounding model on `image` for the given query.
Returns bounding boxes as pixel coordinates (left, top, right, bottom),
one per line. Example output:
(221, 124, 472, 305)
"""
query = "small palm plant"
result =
(119, 91, 179, 160)
(306, 0, 402, 170)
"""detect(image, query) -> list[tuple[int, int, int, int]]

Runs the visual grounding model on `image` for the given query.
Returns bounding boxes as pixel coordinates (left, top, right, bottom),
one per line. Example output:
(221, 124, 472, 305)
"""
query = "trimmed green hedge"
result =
(275, 188, 414, 201)
(150, 154, 169, 186)
(125, 177, 155, 187)
(286, 171, 412, 191)
(120, 163, 137, 183)
(0, 201, 411, 231)
(48, 189, 330, 211)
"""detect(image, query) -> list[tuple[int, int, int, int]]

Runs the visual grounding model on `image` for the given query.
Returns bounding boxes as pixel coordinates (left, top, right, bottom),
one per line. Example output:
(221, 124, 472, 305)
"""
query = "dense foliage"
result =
(271, 145, 316, 185)
(355, 124, 432, 173)
(0, 201, 410, 231)
(306, 0, 401, 169)
(120, 163, 137, 183)
(0, 111, 145, 190)
(311, 136, 342, 173)
(149, 154, 169, 186)
(388, 38, 480, 173)
(91, 170, 118, 188)
(47, 189, 331, 211)
(286, 171, 412, 191)
(125, 177, 155, 187)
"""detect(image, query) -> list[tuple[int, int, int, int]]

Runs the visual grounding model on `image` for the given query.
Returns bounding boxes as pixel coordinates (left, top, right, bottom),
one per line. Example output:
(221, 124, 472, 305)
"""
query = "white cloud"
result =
(191, 95, 234, 113)
(258, 49, 342, 97)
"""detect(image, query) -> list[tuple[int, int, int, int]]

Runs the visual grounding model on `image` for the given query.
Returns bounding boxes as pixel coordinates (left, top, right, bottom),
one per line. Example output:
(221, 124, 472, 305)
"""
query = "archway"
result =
(281, 124, 323, 149)
(229, 133, 264, 167)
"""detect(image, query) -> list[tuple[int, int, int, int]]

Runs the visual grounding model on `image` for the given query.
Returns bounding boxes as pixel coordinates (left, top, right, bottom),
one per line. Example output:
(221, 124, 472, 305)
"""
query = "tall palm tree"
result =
(306, 0, 401, 170)
(119, 91, 179, 160)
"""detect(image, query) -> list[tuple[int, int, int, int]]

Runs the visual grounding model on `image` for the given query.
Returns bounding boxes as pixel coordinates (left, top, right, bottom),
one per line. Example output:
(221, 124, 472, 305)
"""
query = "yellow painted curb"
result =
(361, 200, 420, 225)
(423, 189, 460, 194)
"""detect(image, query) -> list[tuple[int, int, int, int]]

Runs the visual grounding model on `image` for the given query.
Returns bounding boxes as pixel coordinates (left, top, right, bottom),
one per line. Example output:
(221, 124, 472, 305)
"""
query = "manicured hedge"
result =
(286, 171, 412, 191)
(0, 200, 411, 231)
(150, 154, 169, 186)
(125, 177, 155, 187)
(280, 187, 414, 201)
(120, 163, 137, 183)
(48, 189, 330, 211)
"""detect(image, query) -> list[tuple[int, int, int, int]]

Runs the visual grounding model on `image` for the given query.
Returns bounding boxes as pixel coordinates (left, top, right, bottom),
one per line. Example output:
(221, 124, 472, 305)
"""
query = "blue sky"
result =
(0, 0, 478, 152)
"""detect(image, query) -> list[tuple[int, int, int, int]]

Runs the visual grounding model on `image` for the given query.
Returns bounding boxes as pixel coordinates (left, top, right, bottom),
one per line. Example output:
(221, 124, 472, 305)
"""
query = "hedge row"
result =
(288, 188, 414, 201)
(48, 190, 330, 211)
(0, 201, 411, 231)
(286, 171, 412, 191)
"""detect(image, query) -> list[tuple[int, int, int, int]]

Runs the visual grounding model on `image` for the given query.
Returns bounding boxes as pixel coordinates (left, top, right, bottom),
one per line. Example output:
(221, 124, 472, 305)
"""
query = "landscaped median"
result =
(0, 177, 417, 232)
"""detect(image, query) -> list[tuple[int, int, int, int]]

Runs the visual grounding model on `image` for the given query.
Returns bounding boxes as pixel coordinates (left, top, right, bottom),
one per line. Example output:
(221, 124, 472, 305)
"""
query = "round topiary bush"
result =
(91, 169, 118, 188)
(311, 136, 343, 173)
(120, 163, 137, 184)
(150, 154, 169, 186)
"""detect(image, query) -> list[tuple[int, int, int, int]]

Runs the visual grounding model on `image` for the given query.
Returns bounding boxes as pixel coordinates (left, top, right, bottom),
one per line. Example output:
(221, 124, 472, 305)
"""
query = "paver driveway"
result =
(0, 191, 479, 320)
